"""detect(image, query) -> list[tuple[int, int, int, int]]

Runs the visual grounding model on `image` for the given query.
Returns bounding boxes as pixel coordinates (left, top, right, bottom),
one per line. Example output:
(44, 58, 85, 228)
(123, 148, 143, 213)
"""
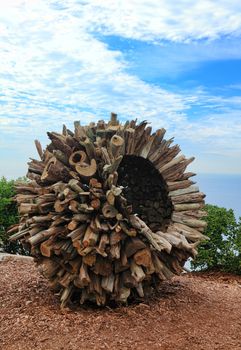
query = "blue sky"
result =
(1, 0, 241, 178)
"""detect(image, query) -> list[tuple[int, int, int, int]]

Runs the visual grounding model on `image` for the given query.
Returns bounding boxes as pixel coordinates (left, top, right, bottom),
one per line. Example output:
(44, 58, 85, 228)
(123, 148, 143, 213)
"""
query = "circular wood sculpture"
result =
(9, 113, 208, 307)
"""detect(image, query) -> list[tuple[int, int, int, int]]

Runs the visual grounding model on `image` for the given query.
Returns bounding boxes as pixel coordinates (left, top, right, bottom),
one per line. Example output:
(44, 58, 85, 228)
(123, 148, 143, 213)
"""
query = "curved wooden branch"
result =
(75, 159, 97, 178)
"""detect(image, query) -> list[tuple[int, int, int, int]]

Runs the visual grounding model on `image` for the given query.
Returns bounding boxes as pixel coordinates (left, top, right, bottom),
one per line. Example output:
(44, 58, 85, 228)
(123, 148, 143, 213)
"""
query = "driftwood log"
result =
(8, 113, 208, 307)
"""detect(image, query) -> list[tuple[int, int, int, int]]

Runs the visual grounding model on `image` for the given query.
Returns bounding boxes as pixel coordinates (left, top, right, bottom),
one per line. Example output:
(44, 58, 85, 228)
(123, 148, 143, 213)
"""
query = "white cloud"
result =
(175, 89, 241, 144)
(0, 0, 192, 135)
(0, 0, 241, 177)
(81, 0, 241, 42)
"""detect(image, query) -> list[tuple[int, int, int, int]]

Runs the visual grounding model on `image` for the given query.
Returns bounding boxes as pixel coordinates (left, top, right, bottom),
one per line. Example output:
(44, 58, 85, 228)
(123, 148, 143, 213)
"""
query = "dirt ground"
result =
(0, 260, 241, 350)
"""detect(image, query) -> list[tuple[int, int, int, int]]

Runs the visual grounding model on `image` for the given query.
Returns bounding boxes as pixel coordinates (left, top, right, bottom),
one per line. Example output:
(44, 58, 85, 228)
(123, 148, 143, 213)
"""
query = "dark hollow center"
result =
(117, 155, 173, 232)
(72, 153, 82, 163)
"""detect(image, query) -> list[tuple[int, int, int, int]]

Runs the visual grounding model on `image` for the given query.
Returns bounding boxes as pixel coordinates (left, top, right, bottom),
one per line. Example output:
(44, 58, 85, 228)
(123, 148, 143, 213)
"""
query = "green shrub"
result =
(0, 177, 27, 254)
(191, 204, 241, 274)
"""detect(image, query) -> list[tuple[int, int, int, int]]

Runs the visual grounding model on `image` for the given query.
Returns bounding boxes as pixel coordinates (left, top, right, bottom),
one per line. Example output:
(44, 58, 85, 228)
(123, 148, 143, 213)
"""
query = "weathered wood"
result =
(147, 128, 166, 158)
(74, 121, 86, 140)
(125, 237, 147, 257)
(59, 271, 74, 288)
(67, 220, 79, 231)
(67, 224, 87, 241)
(169, 185, 199, 197)
(136, 283, 144, 297)
(122, 270, 137, 288)
(91, 273, 102, 294)
(75, 159, 97, 178)
(53, 150, 69, 165)
(69, 258, 82, 273)
(92, 256, 112, 276)
(109, 112, 119, 126)
(171, 192, 206, 204)
(34, 140, 43, 160)
(109, 242, 121, 259)
(173, 203, 204, 211)
(172, 213, 207, 229)
(154, 145, 181, 169)
(133, 248, 152, 268)
(47, 132, 72, 156)
(103, 155, 123, 174)
(83, 225, 99, 247)
(102, 202, 118, 218)
(41, 156, 70, 183)
(60, 285, 73, 308)
(162, 157, 195, 181)
(106, 190, 115, 205)
(182, 210, 207, 218)
(119, 221, 137, 236)
(73, 213, 91, 222)
(12, 113, 206, 306)
(179, 172, 196, 180)
(97, 233, 109, 256)
(152, 253, 174, 280)
(28, 226, 67, 246)
(140, 135, 155, 158)
(37, 258, 60, 279)
(28, 159, 45, 175)
(90, 198, 101, 210)
(167, 179, 195, 191)
(83, 138, 96, 160)
(109, 231, 124, 245)
(79, 263, 91, 286)
(170, 223, 209, 242)
(83, 253, 96, 267)
(130, 215, 172, 253)
(18, 203, 38, 215)
(40, 239, 54, 257)
(9, 228, 29, 241)
(117, 285, 130, 303)
(130, 260, 146, 282)
(159, 155, 185, 173)
(110, 135, 124, 157)
(157, 230, 198, 257)
(101, 273, 115, 293)
(68, 179, 84, 193)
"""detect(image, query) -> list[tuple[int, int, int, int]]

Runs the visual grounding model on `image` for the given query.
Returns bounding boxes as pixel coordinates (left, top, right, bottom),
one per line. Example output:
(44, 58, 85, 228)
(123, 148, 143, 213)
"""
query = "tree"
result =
(191, 204, 241, 274)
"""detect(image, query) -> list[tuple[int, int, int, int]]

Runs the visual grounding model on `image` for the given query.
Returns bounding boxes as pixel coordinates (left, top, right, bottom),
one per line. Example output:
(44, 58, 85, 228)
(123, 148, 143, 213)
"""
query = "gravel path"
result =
(0, 260, 241, 350)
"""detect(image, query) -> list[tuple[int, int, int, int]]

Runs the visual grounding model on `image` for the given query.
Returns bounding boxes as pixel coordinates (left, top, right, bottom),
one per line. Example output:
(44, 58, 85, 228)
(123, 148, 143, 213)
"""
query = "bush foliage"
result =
(192, 204, 241, 274)
(0, 177, 27, 254)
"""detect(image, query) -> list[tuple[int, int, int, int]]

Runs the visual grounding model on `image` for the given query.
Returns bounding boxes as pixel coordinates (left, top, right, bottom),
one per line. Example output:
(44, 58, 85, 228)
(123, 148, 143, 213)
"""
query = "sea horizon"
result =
(196, 173, 241, 219)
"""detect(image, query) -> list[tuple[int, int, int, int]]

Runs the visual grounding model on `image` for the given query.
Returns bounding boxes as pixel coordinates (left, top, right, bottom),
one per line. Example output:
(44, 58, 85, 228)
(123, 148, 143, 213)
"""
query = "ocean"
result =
(196, 173, 241, 219)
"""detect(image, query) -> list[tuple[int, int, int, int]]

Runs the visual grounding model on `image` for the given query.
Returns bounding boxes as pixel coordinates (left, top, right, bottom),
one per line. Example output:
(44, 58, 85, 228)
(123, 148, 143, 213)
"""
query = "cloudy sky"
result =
(1, 0, 241, 178)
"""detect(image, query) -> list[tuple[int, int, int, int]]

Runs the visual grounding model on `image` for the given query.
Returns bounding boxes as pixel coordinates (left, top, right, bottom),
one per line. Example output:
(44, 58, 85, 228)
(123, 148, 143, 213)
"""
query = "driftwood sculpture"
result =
(9, 113, 208, 307)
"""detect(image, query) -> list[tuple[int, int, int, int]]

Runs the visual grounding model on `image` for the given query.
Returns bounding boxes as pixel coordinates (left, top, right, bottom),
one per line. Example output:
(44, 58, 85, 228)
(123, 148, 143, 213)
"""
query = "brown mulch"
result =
(0, 260, 241, 350)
